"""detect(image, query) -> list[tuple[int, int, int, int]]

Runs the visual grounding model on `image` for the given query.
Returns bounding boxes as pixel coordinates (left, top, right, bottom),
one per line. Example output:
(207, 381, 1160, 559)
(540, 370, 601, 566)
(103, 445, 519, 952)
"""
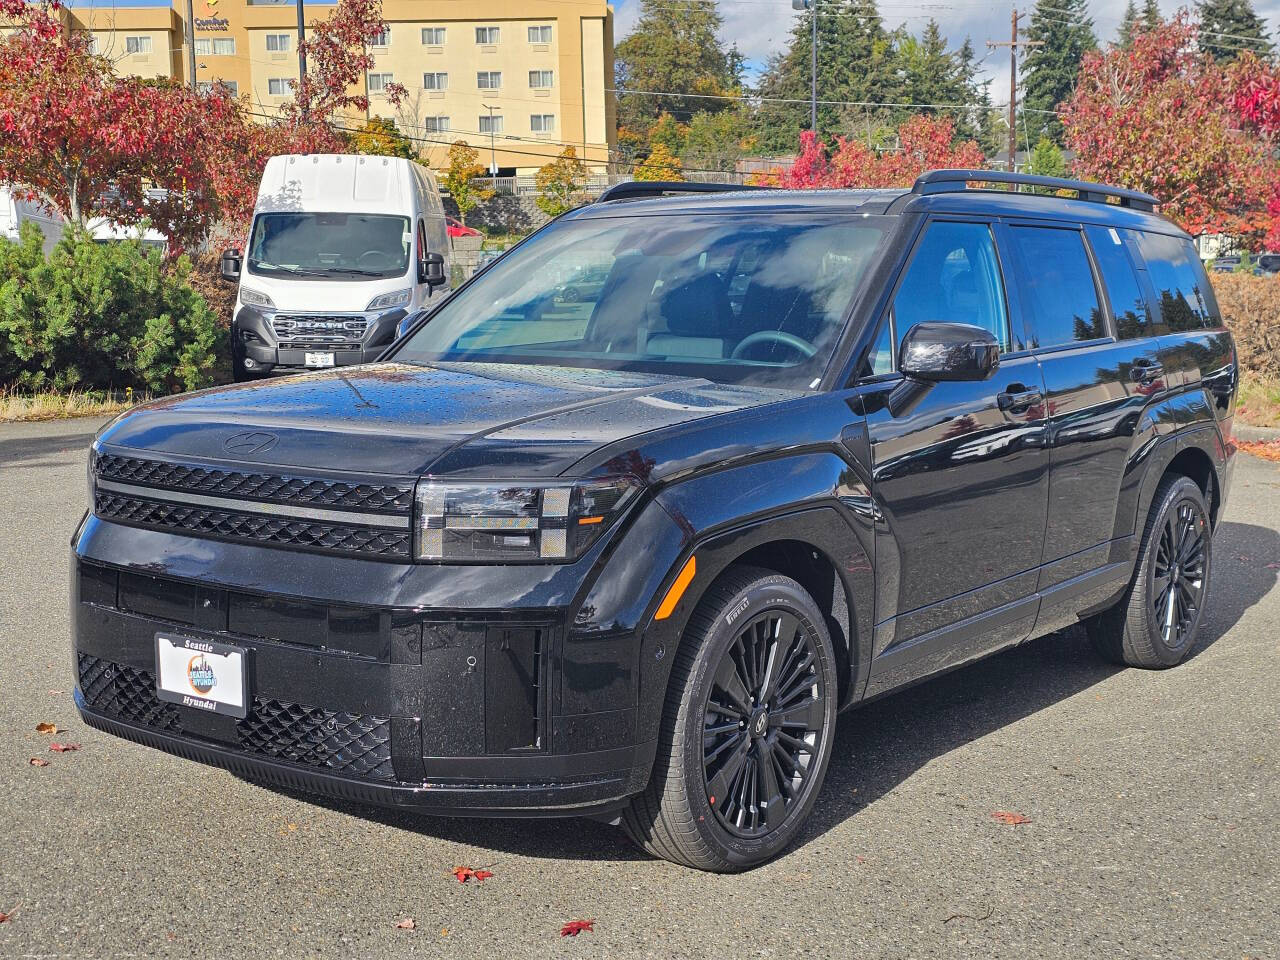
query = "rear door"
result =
(998, 221, 1175, 633)
(862, 218, 1050, 695)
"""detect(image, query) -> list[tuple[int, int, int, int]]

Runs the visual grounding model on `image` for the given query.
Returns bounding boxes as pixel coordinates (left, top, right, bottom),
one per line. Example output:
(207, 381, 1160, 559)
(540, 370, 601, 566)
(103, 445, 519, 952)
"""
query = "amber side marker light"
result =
(577, 515, 604, 525)
(655, 555, 697, 621)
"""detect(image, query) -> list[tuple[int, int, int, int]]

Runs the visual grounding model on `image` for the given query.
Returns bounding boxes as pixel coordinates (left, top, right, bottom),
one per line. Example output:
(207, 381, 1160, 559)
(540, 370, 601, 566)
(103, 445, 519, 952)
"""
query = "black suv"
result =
(73, 171, 1238, 871)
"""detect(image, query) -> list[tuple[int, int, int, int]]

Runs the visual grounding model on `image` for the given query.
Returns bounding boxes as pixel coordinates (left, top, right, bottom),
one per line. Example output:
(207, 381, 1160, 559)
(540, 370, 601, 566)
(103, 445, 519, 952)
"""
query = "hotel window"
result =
(475, 26, 499, 44)
(423, 72, 448, 90)
(423, 116, 449, 133)
(213, 37, 234, 55)
(368, 72, 395, 94)
(528, 25, 552, 43)
(265, 34, 290, 52)
(370, 27, 390, 47)
(478, 114, 503, 134)
(477, 71, 502, 90)
(198, 80, 238, 96)
(125, 36, 151, 55)
(529, 70, 553, 89)
(268, 77, 292, 96)
(421, 27, 445, 45)
(195, 38, 210, 54)
(530, 114, 555, 133)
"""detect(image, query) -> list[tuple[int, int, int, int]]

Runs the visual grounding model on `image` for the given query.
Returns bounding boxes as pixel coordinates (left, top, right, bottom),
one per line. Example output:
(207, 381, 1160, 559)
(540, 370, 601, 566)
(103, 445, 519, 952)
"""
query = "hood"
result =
(239, 274, 412, 313)
(97, 362, 799, 478)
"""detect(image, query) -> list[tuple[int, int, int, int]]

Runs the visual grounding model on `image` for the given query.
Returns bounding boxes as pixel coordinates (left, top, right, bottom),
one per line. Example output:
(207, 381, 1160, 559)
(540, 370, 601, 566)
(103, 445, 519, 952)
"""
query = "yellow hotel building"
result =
(44, 0, 616, 174)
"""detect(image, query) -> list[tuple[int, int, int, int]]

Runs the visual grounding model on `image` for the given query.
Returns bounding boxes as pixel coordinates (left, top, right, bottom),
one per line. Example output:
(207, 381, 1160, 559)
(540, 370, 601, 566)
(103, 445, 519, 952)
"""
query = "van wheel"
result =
(621, 566, 838, 871)
(1085, 475, 1211, 668)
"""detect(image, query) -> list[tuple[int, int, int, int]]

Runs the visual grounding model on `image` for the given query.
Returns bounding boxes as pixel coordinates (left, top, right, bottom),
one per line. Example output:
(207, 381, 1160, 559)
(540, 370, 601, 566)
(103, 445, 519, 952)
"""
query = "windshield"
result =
(247, 212, 411, 279)
(392, 213, 889, 387)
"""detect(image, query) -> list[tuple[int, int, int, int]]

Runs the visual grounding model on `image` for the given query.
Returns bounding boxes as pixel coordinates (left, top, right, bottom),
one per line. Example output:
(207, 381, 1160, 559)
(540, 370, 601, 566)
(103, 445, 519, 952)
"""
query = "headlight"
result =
(367, 288, 411, 311)
(413, 477, 640, 563)
(240, 287, 274, 309)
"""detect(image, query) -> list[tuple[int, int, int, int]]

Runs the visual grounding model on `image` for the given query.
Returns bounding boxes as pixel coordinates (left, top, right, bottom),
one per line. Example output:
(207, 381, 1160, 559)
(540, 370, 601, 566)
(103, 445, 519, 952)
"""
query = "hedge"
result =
(1211, 273, 1280, 381)
(0, 222, 227, 393)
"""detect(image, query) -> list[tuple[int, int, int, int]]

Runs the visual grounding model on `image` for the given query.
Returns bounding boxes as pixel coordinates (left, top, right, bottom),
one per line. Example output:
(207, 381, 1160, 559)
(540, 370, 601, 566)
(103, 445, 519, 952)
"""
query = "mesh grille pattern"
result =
(78, 654, 394, 781)
(96, 454, 413, 513)
(95, 492, 412, 559)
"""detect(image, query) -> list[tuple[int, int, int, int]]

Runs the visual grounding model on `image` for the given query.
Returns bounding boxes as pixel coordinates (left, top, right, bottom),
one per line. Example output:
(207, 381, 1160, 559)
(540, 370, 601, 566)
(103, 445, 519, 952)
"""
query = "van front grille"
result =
(272, 315, 369, 342)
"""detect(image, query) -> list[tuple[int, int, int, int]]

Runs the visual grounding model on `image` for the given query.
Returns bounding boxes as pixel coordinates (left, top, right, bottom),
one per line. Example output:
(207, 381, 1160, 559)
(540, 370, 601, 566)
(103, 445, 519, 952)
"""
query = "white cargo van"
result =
(220, 154, 452, 380)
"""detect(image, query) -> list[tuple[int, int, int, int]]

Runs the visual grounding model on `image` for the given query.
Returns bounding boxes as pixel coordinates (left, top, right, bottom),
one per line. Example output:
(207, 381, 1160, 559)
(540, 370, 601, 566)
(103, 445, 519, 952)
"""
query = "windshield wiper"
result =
(321, 267, 394, 277)
(249, 262, 333, 278)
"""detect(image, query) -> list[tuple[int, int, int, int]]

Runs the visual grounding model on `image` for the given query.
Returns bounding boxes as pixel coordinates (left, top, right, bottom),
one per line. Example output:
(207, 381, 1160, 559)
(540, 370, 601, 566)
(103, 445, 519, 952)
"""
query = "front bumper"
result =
(232, 305, 405, 374)
(71, 551, 657, 817)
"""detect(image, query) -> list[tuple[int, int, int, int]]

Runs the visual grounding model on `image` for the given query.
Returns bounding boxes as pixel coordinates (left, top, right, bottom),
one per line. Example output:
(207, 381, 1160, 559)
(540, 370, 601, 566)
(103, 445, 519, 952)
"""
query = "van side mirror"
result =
(418, 252, 446, 287)
(898, 322, 1000, 382)
(220, 248, 241, 282)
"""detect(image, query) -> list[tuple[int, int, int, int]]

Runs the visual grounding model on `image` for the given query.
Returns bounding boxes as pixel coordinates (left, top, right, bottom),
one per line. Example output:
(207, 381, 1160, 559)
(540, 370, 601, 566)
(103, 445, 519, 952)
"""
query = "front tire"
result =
(1086, 474, 1211, 668)
(622, 566, 839, 871)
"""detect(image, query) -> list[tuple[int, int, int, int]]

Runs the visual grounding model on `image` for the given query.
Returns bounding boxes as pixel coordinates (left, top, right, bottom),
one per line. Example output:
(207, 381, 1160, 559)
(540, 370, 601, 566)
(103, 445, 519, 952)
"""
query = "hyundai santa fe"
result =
(73, 170, 1238, 871)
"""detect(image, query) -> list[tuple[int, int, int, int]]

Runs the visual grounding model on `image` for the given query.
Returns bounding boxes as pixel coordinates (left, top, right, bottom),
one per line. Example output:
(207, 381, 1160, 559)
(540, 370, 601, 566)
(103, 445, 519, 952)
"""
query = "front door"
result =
(862, 219, 1050, 697)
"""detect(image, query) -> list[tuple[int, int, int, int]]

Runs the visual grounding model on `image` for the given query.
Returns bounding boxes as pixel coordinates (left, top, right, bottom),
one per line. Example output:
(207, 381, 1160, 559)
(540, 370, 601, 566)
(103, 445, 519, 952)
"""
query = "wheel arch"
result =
(1163, 444, 1221, 527)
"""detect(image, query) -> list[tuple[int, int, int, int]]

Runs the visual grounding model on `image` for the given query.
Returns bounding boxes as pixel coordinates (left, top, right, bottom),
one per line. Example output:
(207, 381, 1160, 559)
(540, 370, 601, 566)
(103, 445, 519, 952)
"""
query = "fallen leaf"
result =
(440, 927, 449, 936)
(35, 722, 59, 734)
(1267, 562, 1280, 569)
(48, 743, 80, 753)
(473, 869, 493, 882)
(395, 918, 416, 930)
(560, 919, 595, 937)
(991, 810, 1031, 825)
(28, 757, 49, 767)
(0, 903, 19, 923)
(48, 690, 63, 696)
(1239, 439, 1280, 463)
(451, 864, 495, 884)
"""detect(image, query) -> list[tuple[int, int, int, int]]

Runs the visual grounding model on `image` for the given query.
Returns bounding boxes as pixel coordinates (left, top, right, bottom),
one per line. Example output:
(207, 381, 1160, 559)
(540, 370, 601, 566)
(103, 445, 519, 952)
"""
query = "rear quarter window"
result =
(1132, 231, 1217, 330)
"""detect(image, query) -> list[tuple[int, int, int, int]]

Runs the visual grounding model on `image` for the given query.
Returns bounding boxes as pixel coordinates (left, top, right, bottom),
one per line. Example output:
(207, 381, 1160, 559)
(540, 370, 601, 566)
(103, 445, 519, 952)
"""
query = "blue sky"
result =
(612, 0, 1280, 106)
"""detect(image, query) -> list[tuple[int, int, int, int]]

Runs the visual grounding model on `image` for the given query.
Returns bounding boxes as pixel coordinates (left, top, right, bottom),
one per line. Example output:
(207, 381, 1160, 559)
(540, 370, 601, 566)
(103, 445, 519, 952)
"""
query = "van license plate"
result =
(155, 633, 249, 718)
(305, 352, 335, 368)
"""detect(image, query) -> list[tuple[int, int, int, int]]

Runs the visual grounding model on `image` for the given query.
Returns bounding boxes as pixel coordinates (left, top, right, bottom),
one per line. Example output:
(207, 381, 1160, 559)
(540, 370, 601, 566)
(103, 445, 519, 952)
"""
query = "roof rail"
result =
(596, 180, 768, 204)
(912, 169, 1159, 212)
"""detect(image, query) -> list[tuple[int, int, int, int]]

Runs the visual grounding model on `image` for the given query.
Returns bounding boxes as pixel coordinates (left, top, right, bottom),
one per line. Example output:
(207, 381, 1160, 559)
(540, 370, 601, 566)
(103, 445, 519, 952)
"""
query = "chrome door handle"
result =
(1130, 361, 1164, 383)
(997, 387, 1043, 413)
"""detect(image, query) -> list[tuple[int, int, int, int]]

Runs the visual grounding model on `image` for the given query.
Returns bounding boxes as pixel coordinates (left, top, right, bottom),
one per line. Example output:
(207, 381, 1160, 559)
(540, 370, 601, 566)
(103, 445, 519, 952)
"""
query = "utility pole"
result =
(483, 103, 498, 175)
(296, 0, 308, 115)
(184, 0, 197, 91)
(791, 0, 818, 134)
(987, 8, 1042, 182)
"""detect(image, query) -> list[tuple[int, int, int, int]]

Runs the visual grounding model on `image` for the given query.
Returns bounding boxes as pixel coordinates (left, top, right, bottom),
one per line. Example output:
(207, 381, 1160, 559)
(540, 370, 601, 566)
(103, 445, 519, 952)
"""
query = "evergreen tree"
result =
(1197, 0, 1272, 62)
(755, 0, 896, 153)
(1117, 1, 1140, 48)
(1141, 0, 1163, 31)
(1020, 0, 1097, 145)
(614, 0, 738, 131)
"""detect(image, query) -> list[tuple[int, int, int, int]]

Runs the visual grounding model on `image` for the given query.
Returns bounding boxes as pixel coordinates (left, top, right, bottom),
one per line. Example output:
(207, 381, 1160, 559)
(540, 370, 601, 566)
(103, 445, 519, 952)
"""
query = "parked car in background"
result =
(2, 186, 166, 254)
(219, 154, 453, 381)
(447, 216, 482, 238)
(1211, 255, 1241, 273)
(74, 172, 1237, 872)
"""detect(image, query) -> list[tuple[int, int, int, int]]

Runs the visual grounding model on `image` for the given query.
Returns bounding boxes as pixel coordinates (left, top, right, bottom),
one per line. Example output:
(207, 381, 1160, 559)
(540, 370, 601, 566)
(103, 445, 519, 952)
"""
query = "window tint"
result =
(893, 222, 1010, 350)
(862, 317, 894, 377)
(1086, 225, 1149, 340)
(1133, 231, 1213, 330)
(1006, 226, 1103, 347)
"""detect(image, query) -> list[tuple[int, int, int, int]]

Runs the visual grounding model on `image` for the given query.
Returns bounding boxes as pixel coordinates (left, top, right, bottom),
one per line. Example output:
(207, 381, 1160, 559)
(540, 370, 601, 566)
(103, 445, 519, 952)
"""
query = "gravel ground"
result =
(0, 416, 1276, 960)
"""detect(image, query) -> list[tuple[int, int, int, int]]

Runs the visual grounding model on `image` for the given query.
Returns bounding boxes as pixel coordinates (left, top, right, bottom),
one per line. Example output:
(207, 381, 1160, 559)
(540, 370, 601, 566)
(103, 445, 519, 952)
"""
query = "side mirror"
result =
(395, 310, 427, 341)
(418, 251, 446, 287)
(898, 322, 1000, 382)
(220, 248, 242, 282)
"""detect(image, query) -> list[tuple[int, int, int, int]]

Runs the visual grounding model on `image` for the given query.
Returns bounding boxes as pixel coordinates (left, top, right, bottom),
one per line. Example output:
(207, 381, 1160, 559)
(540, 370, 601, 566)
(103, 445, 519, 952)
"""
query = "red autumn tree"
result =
(1061, 14, 1271, 242)
(0, 0, 242, 250)
(759, 116, 985, 190)
(1228, 53, 1280, 249)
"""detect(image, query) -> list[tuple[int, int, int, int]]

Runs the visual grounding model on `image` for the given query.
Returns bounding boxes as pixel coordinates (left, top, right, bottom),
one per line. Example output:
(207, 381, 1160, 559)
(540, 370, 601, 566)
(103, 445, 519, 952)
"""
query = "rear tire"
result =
(1086, 475, 1211, 668)
(622, 566, 839, 871)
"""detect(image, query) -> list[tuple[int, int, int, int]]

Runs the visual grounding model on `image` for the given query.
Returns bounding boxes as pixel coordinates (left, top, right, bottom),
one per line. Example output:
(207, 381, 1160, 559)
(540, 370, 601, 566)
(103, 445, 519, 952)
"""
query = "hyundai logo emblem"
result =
(223, 431, 279, 455)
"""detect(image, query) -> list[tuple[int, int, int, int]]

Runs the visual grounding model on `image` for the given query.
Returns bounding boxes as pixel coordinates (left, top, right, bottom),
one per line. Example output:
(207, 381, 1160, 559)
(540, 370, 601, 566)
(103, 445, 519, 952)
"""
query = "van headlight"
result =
(413, 478, 641, 563)
(367, 288, 411, 311)
(240, 287, 275, 308)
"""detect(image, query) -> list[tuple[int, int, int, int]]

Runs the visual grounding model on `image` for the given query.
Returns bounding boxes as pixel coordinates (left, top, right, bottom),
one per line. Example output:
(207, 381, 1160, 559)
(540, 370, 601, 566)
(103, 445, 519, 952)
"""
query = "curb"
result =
(1235, 423, 1280, 443)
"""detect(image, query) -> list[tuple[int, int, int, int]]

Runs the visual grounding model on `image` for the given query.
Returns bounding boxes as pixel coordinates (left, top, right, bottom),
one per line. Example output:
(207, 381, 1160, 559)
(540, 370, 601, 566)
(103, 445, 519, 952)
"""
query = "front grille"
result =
(78, 654, 395, 781)
(96, 454, 413, 513)
(273, 314, 369, 343)
(95, 491, 412, 559)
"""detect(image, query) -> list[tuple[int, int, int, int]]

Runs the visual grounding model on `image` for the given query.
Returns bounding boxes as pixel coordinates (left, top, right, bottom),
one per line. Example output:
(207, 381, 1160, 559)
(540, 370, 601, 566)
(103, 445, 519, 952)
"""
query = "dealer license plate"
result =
(305, 352, 336, 368)
(155, 633, 248, 718)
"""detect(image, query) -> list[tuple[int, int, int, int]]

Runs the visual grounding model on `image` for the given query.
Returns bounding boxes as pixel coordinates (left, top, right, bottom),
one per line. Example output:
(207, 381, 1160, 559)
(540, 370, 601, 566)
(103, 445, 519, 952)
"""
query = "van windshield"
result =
(393, 213, 889, 388)
(247, 213, 411, 279)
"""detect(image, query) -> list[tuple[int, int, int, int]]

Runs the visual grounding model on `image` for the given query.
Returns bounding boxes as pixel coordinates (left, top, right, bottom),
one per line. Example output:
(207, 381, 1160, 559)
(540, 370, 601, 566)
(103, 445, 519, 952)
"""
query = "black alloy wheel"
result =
(1087, 474, 1213, 668)
(622, 566, 839, 871)
(702, 609, 825, 838)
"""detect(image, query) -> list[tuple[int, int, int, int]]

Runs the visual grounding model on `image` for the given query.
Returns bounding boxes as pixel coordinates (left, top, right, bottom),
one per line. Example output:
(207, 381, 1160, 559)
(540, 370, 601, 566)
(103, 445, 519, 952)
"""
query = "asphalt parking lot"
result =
(0, 416, 1276, 959)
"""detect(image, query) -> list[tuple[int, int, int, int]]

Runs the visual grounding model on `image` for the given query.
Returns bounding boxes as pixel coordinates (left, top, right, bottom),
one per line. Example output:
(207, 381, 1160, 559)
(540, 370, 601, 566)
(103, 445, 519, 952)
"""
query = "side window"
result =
(1133, 231, 1213, 330)
(1086, 225, 1149, 340)
(1005, 225, 1104, 348)
(893, 221, 1011, 351)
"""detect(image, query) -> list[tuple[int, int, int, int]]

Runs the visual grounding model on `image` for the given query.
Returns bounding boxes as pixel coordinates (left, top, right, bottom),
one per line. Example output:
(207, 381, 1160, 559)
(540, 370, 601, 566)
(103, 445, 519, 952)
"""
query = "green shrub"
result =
(0, 222, 226, 393)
